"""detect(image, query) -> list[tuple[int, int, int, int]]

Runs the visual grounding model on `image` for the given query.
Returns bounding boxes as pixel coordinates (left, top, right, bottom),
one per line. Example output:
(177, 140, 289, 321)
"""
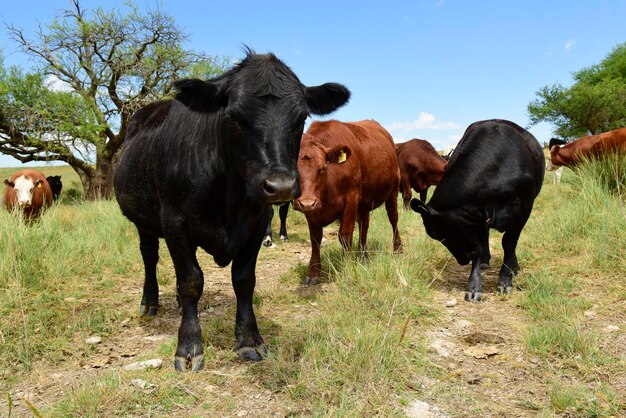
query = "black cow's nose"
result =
(262, 174, 298, 203)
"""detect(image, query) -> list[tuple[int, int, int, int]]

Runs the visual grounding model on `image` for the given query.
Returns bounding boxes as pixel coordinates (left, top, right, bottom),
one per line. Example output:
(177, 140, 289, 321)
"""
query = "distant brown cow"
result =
(3, 169, 53, 220)
(396, 138, 447, 208)
(548, 127, 626, 169)
(294, 120, 402, 284)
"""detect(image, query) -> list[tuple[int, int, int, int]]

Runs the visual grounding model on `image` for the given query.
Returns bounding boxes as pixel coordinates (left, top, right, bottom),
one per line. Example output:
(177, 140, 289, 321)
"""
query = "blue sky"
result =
(1, 0, 625, 167)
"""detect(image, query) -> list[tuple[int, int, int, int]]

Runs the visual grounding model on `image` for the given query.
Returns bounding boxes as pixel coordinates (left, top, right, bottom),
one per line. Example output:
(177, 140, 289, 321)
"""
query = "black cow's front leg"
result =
(232, 234, 266, 361)
(262, 206, 275, 247)
(278, 202, 290, 242)
(465, 255, 483, 302)
(163, 228, 204, 372)
(138, 229, 160, 316)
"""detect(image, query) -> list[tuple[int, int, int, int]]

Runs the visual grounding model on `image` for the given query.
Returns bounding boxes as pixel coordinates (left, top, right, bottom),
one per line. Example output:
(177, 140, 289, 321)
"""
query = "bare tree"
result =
(0, 0, 227, 199)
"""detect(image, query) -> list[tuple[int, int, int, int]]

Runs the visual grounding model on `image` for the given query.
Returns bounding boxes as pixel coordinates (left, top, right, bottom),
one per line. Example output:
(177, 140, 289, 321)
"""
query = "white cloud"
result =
(386, 112, 461, 132)
(564, 39, 576, 50)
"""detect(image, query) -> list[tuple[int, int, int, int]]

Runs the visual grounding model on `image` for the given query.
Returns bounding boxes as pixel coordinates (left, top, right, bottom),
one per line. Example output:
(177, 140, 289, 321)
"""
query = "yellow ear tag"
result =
(37, 183, 42, 188)
(338, 150, 347, 164)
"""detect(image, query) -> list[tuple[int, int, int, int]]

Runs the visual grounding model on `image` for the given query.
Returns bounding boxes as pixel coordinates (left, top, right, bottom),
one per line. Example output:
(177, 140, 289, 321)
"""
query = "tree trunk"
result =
(74, 158, 115, 200)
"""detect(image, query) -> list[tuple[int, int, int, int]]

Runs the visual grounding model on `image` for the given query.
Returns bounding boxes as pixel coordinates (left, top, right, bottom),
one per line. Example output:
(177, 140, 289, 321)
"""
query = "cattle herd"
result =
(2, 50, 625, 372)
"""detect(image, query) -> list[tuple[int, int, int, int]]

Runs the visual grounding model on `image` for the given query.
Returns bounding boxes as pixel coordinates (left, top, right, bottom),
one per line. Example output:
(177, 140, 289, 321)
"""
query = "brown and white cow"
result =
(3, 169, 53, 220)
(294, 119, 402, 285)
(548, 127, 626, 169)
(396, 138, 448, 208)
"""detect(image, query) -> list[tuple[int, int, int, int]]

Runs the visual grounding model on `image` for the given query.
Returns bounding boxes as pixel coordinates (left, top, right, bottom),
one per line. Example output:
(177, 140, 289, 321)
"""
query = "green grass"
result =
(1, 157, 624, 416)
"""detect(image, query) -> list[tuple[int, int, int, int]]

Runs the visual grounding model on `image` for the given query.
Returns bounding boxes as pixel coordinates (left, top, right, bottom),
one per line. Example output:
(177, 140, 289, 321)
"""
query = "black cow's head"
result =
(173, 49, 350, 203)
(411, 198, 489, 265)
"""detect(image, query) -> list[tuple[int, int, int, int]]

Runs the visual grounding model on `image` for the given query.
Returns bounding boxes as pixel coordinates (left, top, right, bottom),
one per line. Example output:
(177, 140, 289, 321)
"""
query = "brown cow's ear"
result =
(410, 199, 432, 217)
(4, 179, 13, 187)
(327, 146, 351, 164)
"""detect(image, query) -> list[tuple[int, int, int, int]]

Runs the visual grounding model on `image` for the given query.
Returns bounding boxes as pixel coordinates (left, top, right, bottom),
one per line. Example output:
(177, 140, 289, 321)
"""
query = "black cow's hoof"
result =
(465, 291, 482, 302)
(497, 285, 513, 295)
(262, 237, 273, 247)
(237, 345, 267, 361)
(480, 263, 490, 270)
(280, 235, 288, 243)
(139, 305, 158, 316)
(174, 354, 204, 372)
(304, 276, 320, 285)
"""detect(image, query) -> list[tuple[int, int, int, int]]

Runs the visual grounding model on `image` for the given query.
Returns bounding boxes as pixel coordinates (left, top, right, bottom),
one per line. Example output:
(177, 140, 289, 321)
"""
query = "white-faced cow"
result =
(114, 50, 350, 371)
(411, 119, 544, 301)
(548, 127, 626, 169)
(3, 169, 53, 220)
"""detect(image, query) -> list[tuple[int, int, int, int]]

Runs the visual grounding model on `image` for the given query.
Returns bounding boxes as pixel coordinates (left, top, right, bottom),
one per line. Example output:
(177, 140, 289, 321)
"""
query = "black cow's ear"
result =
(174, 78, 227, 112)
(305, 83, 351, 115)
(410, 198, 432, 216)
(327, 145, 351, 164)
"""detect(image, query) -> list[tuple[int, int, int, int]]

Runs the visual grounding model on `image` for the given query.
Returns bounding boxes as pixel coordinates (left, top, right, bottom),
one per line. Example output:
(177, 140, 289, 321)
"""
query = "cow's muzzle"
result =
(294, 197, 320, 212)
(262, 174, 299, 203)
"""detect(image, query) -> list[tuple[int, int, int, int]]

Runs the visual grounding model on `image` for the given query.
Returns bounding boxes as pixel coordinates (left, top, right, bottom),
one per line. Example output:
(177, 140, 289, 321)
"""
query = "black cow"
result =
(263, 202, 290, 247)
(114, 50, 350, 371)
(46, 175, 62, 200)
(411, 119, 544, 301)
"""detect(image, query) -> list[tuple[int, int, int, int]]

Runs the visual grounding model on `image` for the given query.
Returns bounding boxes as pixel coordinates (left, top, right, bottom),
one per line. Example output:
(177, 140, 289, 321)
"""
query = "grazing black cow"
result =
(46, 175, 63, 200)
(411, 119, 544, 301)
(114, 50, 350, 371)
(263, 202, 290, 247)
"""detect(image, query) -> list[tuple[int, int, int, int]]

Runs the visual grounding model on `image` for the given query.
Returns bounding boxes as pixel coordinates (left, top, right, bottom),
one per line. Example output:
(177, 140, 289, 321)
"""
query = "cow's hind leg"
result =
(138, 229, 160, 316)
(278, 202, 289, 242)
(232, 228, 267, 361)
(497, 220, 526, 295)
(357, 208, 370, 256)
(262, 206, 275, 247)
(384, 193, 402, 252)
(465, 255, 483, 302)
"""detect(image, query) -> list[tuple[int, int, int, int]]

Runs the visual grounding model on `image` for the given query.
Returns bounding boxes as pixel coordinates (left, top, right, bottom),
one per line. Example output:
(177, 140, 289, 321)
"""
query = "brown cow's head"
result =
(547, 145, 563, 170)
(7, 175, 43, 207)
(294, 134, 352, 212)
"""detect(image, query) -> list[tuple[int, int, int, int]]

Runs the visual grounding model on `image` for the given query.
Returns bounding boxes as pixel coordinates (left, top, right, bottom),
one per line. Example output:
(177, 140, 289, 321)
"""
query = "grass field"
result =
(0, 158, 624, 417)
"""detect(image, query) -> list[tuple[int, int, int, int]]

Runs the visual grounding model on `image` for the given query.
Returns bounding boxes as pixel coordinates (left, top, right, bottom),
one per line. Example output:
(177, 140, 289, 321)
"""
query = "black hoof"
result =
(237, 345, 267, 361)
(280, 235, 288, 243)
(139, 305, 158, 316)
(465, 291, 482, 302)
(174, 354, 204, 372)
(262, 237, 273, 248)
(497, 285, 513, 295)
(480, 263, 490, 270)
(304, 276, 320, 285)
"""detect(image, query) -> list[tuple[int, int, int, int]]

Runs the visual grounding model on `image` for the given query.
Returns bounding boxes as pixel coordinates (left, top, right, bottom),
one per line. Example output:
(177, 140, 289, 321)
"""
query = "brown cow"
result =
(548, 127, 626, 169)
(3, 169, 53, 220)
(294, 120, 402, 285)
(396, 138, 447, 208)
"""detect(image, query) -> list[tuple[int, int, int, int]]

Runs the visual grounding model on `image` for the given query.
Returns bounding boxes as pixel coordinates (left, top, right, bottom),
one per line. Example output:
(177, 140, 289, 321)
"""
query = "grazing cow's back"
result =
(411, 119, 544, 301)
(114, 50, 350, 371)
(294, 119, 402, 284)
(3, 169, 53, 220)
(396, 138, 447, 207)
(549, 127, 626, 168)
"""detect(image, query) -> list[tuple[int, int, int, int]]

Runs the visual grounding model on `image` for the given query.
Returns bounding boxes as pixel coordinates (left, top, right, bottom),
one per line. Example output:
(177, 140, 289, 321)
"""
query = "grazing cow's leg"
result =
(339, 200, 358, 252)
(262, 206, 275, 247)
(357, 208, 370, 254)
(163, 224, 204, 372)
(305, 222, 324, 285)
(465, 255, 483, 302)
(497, 220, 525, 295)
(384, 193, 402, 253)
(138, 229, 160, 316)
(400, 176, 412, 209)
(478, 226, 491, 269)
(278, 202, 289, 242)
(231, 231, 267, 361)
